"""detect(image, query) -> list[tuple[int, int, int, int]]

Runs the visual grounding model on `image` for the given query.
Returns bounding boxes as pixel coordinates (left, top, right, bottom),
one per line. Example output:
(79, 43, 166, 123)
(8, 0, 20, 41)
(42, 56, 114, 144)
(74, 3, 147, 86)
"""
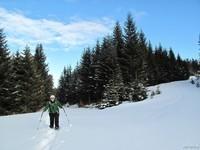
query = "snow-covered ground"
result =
(0, 79, 200, 150)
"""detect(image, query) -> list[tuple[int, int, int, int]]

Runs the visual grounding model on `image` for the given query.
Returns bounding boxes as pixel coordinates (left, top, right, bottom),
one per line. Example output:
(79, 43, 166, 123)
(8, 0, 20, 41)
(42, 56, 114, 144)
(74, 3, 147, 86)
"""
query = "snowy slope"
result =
(0, 79, 200, 150)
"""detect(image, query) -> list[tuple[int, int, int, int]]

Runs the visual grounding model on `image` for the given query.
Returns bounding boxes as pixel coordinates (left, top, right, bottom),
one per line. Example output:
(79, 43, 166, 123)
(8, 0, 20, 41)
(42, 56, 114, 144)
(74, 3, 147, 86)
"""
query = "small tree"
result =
(103, 64, 125, 102)
(196, 82, 200, 88)
(191, 78, 195, 84)
(155, 86, 161, 95)
(150, 91, 155, 99)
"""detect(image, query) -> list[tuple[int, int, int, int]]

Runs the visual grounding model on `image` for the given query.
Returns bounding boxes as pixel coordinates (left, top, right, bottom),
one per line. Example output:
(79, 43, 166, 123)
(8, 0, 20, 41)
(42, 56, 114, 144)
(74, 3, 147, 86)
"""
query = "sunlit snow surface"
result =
(1, 79, 200, 150)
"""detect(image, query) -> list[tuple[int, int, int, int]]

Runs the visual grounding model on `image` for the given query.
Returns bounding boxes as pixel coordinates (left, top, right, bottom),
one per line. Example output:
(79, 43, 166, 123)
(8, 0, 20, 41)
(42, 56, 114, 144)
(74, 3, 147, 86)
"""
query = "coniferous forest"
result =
(0, 14, 199, 115)
(0, 28, 53, 115)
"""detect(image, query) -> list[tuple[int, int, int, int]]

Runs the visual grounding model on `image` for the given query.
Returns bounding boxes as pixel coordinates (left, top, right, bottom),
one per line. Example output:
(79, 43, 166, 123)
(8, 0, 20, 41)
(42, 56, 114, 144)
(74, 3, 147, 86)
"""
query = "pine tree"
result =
(9, 51, 24, 113)
(79, 48, 94, 105)
(91, 41, 103, 102)
(19, 46, 42, 112)
(113, 21, 129, 84)
(34, 44, 53, 105)
(124, 13, 139, 82)
(154, 44, 169, 83)
(146, 41, 156, 85)
(70, 64, 81, 104)
(0, 29, 11, 115)
(168, 48, 177, 80)
(137, 31, 148, 84)
(93, 36, 116, 102)
(57, 67, 68, 104)
(176, 54, 189, 80)
(103, 64, 124, 102)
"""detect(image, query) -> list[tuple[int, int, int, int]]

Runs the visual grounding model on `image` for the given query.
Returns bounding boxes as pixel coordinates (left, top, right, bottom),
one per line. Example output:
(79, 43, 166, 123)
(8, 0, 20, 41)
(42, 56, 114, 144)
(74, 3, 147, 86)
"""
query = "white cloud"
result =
(0, 7, 114, 51)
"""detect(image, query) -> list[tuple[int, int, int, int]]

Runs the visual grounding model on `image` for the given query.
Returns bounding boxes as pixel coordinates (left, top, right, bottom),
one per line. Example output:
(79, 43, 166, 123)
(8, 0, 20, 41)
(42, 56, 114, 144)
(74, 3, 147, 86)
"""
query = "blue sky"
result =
(0, 0, 199, 87)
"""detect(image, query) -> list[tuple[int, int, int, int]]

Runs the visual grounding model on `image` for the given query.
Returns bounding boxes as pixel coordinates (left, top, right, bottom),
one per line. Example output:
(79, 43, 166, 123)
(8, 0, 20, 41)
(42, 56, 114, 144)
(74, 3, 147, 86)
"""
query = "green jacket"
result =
(43, 100, 63, 113)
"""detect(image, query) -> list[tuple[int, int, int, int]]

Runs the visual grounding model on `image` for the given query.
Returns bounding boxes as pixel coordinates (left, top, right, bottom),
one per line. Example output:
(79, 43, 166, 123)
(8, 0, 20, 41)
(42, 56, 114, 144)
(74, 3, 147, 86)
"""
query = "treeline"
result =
(57, 14, 198, 105)
(0, 29, 53, 115)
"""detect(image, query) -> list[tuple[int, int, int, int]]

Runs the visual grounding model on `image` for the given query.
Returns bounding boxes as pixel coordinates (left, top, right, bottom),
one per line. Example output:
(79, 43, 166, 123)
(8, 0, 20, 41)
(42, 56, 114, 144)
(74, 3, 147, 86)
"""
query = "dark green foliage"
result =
(196, 82, 200, 88)
(155, 86, 161, 95)
(78, 48, 94, 104)
(57, 13, 192, 106)
(0, 29, 11, 115)
(191, 79, 195, 84)
(57, 66, 74, 104)
(124, 14, 139, 82)
(34, 44, 53, 105)
(137, 31, 148, 84)
(113, 22, 129, 84)
(103, 64, 125, 102)
(0, 29, 53, 115)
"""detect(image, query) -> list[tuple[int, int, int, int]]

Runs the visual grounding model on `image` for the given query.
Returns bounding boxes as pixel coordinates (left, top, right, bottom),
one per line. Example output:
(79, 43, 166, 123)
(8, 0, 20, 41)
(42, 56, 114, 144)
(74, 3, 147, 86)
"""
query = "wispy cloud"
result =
(0, 7, 114, 52)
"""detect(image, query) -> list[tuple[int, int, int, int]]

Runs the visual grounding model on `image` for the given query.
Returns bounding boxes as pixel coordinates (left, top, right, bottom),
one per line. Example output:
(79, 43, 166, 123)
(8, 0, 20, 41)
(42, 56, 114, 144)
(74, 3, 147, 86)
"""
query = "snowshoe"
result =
(55, 126, 59, 130)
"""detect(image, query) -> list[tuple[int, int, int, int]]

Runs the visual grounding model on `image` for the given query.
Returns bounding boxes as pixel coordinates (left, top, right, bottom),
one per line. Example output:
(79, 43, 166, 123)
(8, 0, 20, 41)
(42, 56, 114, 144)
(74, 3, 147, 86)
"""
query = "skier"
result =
(43, 95, 63, 129)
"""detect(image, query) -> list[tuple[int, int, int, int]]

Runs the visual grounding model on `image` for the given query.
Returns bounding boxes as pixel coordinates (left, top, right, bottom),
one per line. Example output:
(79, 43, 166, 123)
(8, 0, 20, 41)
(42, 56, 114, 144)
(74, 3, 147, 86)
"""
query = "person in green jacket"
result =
(43, 95, 63, 129)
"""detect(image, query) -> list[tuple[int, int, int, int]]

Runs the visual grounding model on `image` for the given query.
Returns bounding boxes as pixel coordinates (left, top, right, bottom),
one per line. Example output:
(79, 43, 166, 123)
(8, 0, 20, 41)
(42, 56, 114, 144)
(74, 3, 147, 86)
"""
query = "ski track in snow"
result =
(36, 129, 56, 150)
(33, 112, 72, 150)
(32, 114, 63, 150)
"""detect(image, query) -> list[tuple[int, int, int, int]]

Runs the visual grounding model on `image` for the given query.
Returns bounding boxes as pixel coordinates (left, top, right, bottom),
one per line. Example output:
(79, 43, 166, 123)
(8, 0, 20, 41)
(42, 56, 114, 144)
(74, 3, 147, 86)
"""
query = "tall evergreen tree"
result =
(92, 36, 117, 102)
(57, 67, 69, 104)
(9, 51, 24, 113)
(137, 31, 148, 83)
(146, 41, 156, 85)
(0, 29, 11, 115)
(19, 46, 42, 112)
(113, 21, 129, 84)
(70, 64, 81, 104)
(79, 48, 94, 104)
(124, 13, 139, 82)
(34, 44, 53, 105)
(91, 41, 102, 102)
(168, 48, 177, 80)
(103, 64, 124, 102)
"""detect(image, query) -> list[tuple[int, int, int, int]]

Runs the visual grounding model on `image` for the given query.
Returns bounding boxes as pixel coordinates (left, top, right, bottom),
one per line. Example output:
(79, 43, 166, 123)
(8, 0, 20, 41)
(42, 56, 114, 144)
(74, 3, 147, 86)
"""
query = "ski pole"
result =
(62, 108, 70, 126)
(37, 111, 44, 130)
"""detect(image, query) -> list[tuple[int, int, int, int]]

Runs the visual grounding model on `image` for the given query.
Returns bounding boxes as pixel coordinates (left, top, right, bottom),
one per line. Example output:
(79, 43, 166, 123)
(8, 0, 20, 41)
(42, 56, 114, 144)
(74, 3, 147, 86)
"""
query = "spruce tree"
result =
(124, 14, 139, 82)
(70, 64, 80, 104)
(168, 48, 176, 80)
(176, 54, 189, 80)
(79, 48, 94, 104)
(0, 29, 11, 115)
(91, 41, 102, 102)
(113, 21, 129, 84)
(9, 51, 24, 113)
(93, 36, 117, 102)
(103, 64, 125, 102)
(19, 46, 42, 112)
(146, 41, 156, 85)
(57, 67, 68, 104)
(34, 44, 52, 105)
(137, 31, 148, 84)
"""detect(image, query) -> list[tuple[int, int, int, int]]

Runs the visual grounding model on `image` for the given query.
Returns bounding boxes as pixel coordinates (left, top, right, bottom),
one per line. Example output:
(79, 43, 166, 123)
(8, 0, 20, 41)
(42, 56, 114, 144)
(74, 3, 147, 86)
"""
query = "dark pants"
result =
(49, 113, 59, 128)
